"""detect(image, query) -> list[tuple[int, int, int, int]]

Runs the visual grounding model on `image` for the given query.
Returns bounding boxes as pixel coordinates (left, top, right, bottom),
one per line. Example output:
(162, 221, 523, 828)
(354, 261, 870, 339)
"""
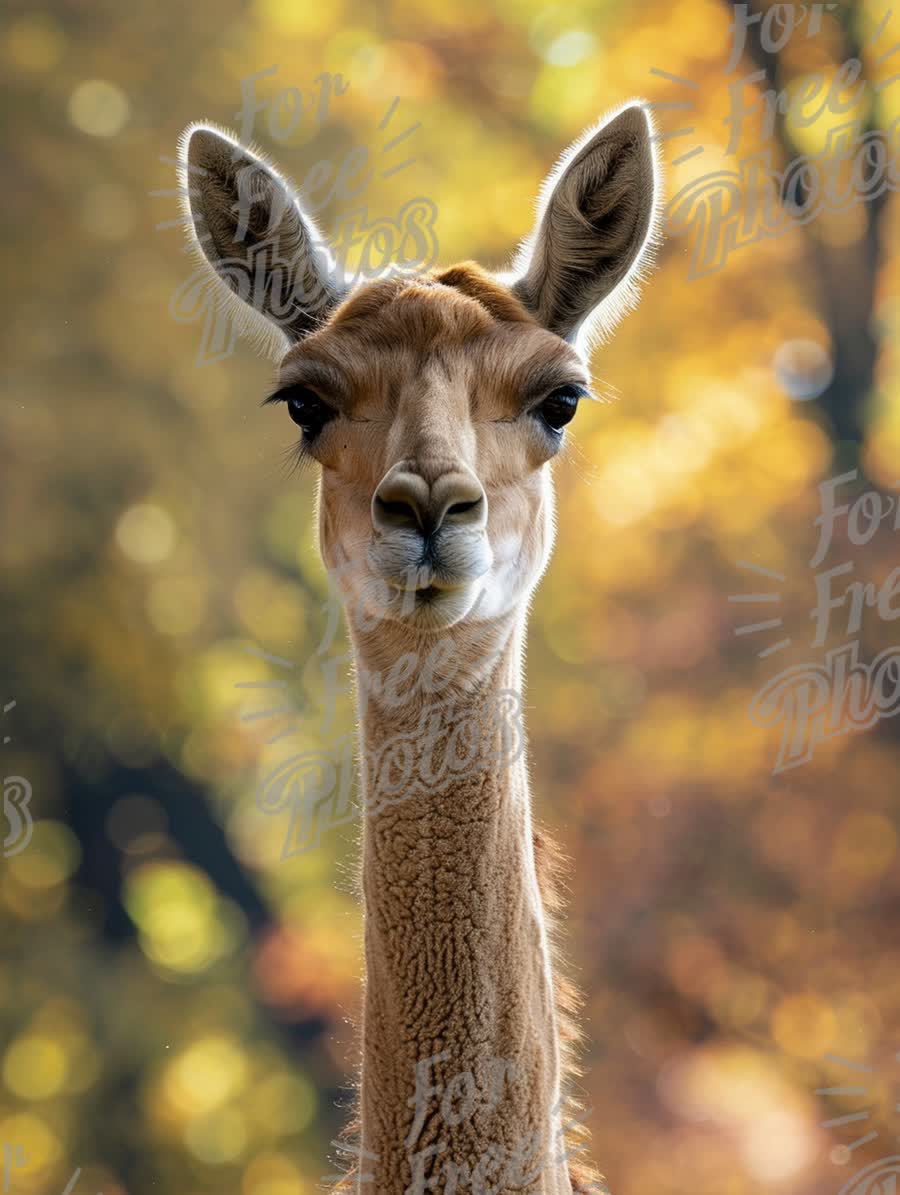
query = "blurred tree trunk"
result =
(722, 0, 888, 455)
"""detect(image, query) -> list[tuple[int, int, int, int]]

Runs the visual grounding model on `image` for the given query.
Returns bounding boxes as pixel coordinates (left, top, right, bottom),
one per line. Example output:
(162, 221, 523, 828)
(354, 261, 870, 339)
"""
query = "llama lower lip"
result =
(386, 574, 464, 597)
(386, 582, 474, 625)
(394, 584, 449, 605)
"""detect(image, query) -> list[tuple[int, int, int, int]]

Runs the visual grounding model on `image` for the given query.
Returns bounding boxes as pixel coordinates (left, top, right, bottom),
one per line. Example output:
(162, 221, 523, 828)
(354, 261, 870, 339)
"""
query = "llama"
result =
(180, 101, 659, 1195)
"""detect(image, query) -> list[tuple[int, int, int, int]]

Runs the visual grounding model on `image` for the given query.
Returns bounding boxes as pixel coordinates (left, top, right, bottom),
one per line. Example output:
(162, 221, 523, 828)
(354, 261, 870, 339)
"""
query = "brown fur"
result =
(328, 825, 606, 1195)
(532, 829, 607, 1195)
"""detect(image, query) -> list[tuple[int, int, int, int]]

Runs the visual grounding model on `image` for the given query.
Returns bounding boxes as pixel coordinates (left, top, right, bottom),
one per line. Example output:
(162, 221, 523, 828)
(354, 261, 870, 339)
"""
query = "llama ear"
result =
(510, 104, 660, 348)
(178, 123, 347, 348)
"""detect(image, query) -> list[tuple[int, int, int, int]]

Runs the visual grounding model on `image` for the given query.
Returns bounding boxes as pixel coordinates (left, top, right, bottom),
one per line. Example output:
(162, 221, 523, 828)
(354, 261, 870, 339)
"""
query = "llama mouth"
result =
(371, 528, 491, 596)
(396, 582, 456, 607)
(369, 545, 492, 623)
(385, 570, 466, 597)
(378, 577, 483, 628)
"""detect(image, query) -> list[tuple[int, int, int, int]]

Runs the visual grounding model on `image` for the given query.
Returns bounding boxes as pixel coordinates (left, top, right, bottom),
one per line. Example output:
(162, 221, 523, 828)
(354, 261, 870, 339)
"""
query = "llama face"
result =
(180, 104, 658, 634)
(267, 269, 591, 629)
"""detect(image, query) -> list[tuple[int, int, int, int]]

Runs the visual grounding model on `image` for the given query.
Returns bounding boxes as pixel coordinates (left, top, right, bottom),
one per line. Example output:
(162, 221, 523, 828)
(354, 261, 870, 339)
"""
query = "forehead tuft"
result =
(432, 263, 536, 324)
(322, 262, 535, 349)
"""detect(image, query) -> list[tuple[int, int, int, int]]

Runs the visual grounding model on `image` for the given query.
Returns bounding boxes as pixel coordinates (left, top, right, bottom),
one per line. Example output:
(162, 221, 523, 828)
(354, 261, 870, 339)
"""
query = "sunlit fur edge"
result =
(499, 98, 665, 363)
(175, 119, 343, 364)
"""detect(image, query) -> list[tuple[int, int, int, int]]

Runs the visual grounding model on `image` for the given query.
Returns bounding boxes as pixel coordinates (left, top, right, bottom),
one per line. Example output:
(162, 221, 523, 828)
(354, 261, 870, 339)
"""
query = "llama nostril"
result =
(376, 497, 418, 520)
(373, 494, 423, 531)
(372, 472, 431, 534)
(443, 496, 486, 528)
(433, 478, 486, 532)
(446, 499, 480, 517)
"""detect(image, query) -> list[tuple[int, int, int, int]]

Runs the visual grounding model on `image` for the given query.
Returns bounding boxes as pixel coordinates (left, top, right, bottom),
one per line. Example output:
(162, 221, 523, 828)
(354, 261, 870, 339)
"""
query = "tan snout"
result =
(372, 463, 487, 538)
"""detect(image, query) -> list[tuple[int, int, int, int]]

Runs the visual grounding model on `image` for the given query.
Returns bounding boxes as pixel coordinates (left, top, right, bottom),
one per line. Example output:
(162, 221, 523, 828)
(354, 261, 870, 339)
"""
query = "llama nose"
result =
(372, 467, 487, 537)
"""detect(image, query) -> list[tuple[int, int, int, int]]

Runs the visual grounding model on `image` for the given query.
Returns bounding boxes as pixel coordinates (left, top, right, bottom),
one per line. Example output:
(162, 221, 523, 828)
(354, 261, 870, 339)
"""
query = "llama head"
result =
(180, 105, 659, 639)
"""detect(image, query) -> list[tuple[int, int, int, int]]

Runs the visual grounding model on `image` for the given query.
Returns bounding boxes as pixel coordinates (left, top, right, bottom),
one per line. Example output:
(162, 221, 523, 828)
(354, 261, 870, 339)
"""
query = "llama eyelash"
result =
(278, 437, 316, 477)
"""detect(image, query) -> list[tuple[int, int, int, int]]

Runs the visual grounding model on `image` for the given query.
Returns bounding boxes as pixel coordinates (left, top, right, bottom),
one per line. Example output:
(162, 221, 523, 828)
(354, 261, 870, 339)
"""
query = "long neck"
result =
(349, 614, 571, 1195)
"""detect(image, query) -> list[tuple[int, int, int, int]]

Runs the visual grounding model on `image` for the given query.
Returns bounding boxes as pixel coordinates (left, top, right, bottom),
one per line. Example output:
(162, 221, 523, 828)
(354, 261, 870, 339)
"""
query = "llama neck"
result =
(350, 615, 571, 1195)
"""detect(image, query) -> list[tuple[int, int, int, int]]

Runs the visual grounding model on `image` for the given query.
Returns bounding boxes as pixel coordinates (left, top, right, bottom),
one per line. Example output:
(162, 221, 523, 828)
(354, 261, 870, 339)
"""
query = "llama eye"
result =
(273, 386, 335, 439)
(535, 385, 585, 433)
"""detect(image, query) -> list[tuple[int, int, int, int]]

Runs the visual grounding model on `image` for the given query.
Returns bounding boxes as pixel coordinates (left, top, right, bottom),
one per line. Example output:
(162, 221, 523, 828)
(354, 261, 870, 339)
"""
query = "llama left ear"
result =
(178, 122, 347, 352)
(510, 103, 660, 349)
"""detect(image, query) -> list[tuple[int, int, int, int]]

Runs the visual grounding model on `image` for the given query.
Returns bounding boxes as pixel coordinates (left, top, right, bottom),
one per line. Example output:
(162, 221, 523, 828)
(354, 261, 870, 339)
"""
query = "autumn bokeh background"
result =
(3, 0, 900, 1193)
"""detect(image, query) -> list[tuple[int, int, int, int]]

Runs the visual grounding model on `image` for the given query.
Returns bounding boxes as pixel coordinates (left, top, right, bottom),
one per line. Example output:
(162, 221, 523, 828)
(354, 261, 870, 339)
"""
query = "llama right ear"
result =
(510, 103, 660, 350)
(178, 123, 347, 348)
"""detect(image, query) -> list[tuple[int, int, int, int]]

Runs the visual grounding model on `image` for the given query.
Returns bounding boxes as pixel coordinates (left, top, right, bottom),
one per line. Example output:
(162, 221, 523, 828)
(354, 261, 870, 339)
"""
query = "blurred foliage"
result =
(2, 0, 900, 1194)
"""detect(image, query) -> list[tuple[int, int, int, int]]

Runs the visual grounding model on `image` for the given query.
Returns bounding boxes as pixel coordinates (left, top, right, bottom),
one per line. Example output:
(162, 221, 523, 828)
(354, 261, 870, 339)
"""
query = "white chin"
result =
(383, 584, 480, 630)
